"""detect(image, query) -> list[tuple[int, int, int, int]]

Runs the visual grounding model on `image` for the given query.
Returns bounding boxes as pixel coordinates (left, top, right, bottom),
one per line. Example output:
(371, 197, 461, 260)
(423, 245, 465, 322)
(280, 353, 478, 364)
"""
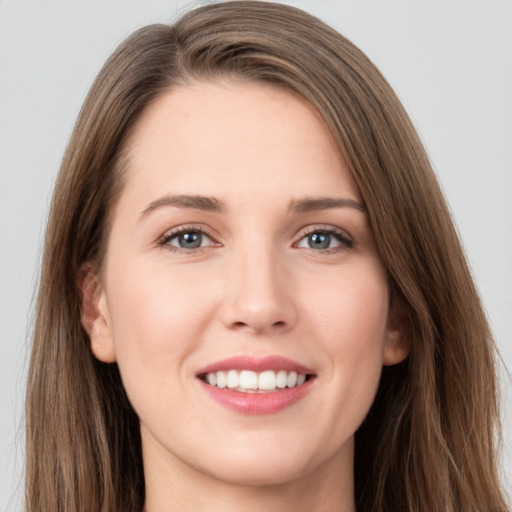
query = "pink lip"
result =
(196, 355, 314, 376)
(198, 379, 315, 415)
(196, 355, 316, 415)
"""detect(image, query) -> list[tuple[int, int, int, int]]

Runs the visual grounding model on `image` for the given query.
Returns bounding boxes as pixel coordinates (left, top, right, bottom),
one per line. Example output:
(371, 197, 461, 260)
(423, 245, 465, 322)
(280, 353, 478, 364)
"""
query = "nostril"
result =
(229, 319, 287, 333)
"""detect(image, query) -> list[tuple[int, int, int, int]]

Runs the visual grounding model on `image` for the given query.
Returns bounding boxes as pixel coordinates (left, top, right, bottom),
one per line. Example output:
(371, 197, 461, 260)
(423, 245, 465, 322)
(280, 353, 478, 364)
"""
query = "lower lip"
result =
(198, 379, 314, 415)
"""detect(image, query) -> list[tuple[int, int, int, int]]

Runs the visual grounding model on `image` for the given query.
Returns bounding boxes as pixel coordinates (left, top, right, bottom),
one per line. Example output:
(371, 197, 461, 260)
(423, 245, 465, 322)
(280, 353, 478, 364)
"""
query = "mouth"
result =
(196, 355, 316, 414)
(198, 369, 313, 393)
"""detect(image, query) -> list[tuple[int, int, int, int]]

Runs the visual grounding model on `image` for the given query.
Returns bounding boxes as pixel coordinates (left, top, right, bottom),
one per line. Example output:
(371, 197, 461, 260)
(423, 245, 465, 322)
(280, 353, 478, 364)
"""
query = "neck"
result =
(142, 435, 356, 512)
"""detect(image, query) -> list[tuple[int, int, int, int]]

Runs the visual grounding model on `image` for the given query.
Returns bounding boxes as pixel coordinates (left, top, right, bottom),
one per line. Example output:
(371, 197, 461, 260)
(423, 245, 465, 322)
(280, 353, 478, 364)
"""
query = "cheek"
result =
(308, 264, 389, 355)
(104, 257, 218, 376)
(102, 258, 222, 435)
(306, 265, 389, 417)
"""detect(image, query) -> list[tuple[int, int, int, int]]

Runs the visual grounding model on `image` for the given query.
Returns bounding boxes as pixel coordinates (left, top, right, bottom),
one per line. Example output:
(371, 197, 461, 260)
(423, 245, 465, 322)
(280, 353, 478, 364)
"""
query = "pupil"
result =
(309, 232, 330, 249)
(179, 232, 201, 248)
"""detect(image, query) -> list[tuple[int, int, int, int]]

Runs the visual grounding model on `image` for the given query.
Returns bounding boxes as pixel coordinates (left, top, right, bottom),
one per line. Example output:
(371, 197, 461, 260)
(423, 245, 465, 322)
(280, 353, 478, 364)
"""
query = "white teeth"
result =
(216, 371, 227, 388)
(287, 371, 298, 387)
(239, 370, 258, 390)
(226, 370, 239, 389)
(203, 369, 310, 391)
(258, 370, 276, 390)
(207, 373, 217, 386)
(276, 370, 288, 388)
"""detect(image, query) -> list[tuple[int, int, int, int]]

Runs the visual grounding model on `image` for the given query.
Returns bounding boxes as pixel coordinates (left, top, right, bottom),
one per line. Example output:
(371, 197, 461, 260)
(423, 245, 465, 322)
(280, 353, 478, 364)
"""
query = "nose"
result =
(220, 247, 298, 336)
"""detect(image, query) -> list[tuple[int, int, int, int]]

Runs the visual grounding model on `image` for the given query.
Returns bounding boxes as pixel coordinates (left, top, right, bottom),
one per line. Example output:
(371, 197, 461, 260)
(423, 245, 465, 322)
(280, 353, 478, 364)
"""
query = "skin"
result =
(81, 80, 409, 512)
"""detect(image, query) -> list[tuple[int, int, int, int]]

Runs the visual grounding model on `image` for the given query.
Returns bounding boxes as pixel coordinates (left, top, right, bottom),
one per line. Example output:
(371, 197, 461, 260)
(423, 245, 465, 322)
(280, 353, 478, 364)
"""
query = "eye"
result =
(295, 227, 353, 252)
(171, 231, 207, 249)
(159, 227, 217, 252)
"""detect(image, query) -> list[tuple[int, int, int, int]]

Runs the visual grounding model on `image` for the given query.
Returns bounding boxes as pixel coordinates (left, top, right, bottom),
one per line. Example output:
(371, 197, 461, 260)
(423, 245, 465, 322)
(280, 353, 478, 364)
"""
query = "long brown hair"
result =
(26, 2, 508, 511)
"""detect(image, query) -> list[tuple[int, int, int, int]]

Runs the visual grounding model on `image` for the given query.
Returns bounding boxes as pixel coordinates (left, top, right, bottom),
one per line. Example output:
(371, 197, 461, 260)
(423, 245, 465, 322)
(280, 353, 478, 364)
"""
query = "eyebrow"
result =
(139, 194, 366, 219)
(139, 194, 225, 219)
(288, 196, 366, 213)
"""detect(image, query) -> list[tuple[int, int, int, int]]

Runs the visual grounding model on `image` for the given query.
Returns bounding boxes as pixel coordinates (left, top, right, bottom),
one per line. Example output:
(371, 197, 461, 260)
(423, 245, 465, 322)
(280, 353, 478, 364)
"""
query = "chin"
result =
(202, 457, 311, 487)
(194, 437, 333, 487)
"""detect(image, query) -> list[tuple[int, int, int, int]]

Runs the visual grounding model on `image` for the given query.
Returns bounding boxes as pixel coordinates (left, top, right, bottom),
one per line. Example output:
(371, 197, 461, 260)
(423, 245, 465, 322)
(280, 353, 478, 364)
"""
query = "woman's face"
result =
(84, 81, 408, 488)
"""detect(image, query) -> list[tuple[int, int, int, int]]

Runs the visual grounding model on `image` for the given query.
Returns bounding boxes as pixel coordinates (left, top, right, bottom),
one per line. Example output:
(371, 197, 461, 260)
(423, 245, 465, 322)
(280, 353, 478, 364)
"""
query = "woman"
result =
(25, 2, 508, 511)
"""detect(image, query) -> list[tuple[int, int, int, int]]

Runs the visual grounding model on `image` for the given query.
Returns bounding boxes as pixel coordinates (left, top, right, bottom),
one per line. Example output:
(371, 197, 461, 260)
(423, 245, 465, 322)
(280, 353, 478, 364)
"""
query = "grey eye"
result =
(308, 232, 331, 249)
(178, 232, 202, 248)
(297, 231, 342, 250)
(168, 231, 212, 249)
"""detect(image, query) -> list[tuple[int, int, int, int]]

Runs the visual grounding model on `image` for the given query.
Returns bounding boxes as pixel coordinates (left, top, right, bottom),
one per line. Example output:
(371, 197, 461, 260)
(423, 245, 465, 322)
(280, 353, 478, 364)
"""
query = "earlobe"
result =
(382, 303, 411, 366)
(77, 264, 117, 363)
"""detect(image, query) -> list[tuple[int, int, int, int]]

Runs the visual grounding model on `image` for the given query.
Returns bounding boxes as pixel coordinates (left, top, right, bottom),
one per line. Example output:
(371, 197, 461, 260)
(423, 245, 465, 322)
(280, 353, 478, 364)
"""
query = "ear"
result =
(382, 299, 411, 366)
(77, 264, 116, 363)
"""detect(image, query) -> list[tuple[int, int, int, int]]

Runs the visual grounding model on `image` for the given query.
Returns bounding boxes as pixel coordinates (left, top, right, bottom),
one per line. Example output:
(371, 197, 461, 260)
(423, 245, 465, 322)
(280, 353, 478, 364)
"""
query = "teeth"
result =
(239, 370, 258, 390)
(203, 369, 310, 392)
(276, 370, 287, 388)
(226, 370, 239, 389)
(216, 371, 227, 389)
(258, 370, 276, 390)
(287, 371, 298, 387)
(207, 373, 217, 386)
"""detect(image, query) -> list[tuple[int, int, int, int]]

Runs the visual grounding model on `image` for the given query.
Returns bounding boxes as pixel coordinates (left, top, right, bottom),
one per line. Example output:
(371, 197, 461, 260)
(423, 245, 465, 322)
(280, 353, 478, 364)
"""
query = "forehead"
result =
(121, 80, 361, 207)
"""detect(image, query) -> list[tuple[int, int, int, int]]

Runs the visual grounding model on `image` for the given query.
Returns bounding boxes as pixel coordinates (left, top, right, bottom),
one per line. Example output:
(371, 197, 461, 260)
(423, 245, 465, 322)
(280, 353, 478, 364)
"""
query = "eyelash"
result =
(158, 224, 354, 254)
(158, 225, 217, 253)
(295, 225, 354, 254)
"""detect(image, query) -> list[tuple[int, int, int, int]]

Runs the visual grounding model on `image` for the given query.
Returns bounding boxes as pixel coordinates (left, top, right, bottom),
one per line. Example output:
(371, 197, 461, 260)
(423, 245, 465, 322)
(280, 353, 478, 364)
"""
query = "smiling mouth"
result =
(198, 369, 314, 393)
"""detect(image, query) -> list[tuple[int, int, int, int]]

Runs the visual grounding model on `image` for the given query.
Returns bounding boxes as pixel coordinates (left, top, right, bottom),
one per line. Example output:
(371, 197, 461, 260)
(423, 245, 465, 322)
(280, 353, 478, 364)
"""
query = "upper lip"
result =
(196, 355, 315, 376)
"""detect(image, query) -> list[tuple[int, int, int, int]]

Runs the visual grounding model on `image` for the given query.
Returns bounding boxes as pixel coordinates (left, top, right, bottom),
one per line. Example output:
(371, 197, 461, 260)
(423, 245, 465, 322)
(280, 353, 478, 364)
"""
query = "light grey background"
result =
(1, 1, 511, 510)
